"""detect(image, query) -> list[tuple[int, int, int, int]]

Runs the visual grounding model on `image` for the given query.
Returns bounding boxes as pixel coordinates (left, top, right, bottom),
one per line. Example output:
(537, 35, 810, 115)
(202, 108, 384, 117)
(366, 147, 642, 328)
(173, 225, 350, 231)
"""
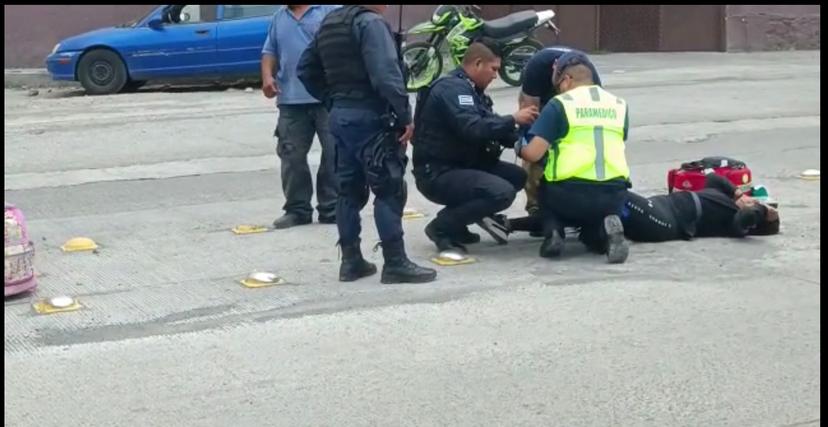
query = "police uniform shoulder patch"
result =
(458, 95, 474, 106)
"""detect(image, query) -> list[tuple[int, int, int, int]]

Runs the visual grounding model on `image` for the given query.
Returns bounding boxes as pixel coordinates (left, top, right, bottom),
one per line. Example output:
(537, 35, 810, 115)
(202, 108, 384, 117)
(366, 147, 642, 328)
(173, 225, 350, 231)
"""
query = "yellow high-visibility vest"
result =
(544, 85, 630, 182)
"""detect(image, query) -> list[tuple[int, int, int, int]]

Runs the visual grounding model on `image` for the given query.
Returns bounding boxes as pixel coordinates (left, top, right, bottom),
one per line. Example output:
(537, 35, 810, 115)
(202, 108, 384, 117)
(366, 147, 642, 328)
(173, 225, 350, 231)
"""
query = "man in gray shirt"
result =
(261, 5, 340, 229)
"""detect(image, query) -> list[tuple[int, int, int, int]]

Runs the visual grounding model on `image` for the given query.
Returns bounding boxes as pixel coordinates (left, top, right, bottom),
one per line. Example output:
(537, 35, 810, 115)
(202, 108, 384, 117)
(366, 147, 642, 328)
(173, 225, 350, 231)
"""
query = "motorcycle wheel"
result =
(402, 41, 444, 93)
(499, 38, 544, 87)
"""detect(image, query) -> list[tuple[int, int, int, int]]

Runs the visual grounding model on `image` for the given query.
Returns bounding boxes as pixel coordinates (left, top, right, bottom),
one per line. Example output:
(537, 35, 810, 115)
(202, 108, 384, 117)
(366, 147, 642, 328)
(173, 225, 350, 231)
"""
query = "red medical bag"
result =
(667, 156, 753, 194)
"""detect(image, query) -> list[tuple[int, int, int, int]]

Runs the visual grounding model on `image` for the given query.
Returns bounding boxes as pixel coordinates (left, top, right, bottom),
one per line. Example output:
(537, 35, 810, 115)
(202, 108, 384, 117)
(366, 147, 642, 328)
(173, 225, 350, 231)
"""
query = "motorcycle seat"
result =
(482, 11, 538, 39)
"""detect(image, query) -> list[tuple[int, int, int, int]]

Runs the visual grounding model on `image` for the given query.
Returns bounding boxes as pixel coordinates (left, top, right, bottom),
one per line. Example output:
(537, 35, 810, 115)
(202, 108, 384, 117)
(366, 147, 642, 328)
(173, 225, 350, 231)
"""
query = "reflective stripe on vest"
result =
(544, 85, 630, 182)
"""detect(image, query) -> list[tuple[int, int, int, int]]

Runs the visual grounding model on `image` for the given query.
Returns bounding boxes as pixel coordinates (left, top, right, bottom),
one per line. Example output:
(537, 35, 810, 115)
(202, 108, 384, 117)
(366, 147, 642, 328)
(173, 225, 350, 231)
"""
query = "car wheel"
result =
(77, 49, 128, 95)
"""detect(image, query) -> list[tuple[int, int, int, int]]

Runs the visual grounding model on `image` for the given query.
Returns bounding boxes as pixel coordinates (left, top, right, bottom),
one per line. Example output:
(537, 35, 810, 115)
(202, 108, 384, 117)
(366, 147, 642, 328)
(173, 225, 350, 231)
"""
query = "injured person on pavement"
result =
(499, 172, 779, 245)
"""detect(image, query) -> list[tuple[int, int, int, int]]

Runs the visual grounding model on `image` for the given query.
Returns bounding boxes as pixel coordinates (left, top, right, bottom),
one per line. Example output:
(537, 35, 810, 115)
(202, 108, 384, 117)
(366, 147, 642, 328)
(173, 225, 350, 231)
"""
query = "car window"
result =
(165, 5, 217, 24)
(221, 5, 282, 20)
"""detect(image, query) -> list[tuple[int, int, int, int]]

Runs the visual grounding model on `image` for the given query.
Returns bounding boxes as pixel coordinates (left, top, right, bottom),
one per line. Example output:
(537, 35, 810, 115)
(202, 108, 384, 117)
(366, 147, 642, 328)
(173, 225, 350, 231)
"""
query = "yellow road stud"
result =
(240, 272, 285, 288)
(402, 208, 426, 220)
(60, 237, 98, 252)
(430, 250, 476, 266)
(33, 296, 82, 314)
(232, 225, 269, 234)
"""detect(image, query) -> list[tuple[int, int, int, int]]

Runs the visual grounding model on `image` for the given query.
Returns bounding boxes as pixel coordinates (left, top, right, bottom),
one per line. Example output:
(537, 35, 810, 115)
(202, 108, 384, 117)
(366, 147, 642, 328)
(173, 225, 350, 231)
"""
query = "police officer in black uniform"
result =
(412, 38, 539, 252)
(297, 5, 436, 284)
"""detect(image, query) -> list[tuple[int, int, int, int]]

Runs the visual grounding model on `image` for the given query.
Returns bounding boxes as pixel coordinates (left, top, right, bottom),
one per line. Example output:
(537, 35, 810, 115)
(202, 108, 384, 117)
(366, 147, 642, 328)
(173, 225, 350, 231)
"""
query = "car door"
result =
(127, 5, 219, 79)
(214, 5, 282, 76)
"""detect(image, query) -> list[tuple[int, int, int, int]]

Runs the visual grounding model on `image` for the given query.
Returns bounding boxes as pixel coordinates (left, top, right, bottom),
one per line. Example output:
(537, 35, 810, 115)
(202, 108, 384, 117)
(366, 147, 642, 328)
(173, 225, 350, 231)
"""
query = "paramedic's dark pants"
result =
(540, 180, 627, 244)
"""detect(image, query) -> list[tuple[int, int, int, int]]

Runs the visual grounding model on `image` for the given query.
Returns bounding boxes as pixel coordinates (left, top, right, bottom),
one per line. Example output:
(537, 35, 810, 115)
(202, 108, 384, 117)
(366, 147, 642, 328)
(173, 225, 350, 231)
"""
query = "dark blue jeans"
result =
(329, 106, 405, 245)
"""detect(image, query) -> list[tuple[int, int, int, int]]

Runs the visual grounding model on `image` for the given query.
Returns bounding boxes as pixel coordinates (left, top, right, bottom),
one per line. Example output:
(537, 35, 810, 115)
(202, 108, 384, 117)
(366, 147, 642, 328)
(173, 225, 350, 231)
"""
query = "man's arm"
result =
(704, 173, 738, 198)
(518, 99, 567, 162)
(296, 38, 326, 103)
(518, 91, 541, 110)
(434, 81, 518, 144)
(260, 18, 280, 98)
(520, 135, 551, 162)
(357, 16, 411, 125)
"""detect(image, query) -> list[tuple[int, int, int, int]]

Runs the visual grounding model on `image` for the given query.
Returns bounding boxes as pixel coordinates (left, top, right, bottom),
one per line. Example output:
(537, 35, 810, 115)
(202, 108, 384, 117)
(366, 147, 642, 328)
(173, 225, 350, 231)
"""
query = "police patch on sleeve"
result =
(458, 95, 474, 106)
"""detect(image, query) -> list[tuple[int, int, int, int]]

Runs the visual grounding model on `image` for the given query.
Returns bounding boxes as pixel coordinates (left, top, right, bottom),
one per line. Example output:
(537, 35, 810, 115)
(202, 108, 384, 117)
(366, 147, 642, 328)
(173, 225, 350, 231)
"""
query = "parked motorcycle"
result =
(402, 5, 559, 91)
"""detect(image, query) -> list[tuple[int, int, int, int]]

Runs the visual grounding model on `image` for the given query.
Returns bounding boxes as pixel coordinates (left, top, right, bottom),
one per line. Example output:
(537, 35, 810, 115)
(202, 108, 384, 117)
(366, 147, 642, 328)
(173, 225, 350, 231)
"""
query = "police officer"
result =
(412, 39, 539, 252)
(507, 47, 603, 237)
(297, 5, 436, 284)
(515, 52, 631, 263)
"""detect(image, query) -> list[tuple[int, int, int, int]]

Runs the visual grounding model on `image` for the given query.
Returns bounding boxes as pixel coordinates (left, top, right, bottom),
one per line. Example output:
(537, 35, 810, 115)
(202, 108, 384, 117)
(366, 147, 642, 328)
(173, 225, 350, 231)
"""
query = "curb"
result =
(4, 69, 78, 89)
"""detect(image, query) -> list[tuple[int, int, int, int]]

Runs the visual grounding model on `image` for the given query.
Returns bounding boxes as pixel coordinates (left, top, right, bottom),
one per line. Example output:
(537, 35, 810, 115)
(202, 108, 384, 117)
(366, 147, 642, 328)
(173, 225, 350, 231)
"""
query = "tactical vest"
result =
(544, 85, 630, 183)
(316, 5, 374, 100)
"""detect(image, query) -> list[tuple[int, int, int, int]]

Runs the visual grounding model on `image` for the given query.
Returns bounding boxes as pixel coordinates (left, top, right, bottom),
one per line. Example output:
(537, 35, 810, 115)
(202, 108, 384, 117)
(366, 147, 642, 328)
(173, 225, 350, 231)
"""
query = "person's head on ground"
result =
(462, 38, 502, 90)
(552, 52, 595, 94)
(738, 196, 780, 235)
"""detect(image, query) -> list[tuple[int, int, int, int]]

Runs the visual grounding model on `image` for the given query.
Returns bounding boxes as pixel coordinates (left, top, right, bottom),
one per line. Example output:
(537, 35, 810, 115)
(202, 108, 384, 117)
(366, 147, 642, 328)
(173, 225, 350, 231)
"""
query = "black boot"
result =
(425, 220, 465, 252)
(539, 228, 565, 258)
(379, 239, 437, 284)
(339, 240, 377, 282)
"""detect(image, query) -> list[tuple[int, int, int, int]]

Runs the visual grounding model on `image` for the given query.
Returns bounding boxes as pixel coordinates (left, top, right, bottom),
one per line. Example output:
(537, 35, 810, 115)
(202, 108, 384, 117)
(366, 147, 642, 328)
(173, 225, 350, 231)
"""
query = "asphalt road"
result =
(4, 51, 821, 427)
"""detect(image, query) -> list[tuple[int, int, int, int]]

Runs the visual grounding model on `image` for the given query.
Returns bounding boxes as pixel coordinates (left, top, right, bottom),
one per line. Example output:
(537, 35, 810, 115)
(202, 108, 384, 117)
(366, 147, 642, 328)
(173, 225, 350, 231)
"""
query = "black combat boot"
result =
(339, 239, 377, 282)
(379, 239, 437, 284)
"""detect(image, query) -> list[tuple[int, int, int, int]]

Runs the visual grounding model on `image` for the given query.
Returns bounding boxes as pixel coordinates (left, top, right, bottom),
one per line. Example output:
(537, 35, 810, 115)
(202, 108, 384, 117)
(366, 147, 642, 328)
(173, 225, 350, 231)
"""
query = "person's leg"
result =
(312, 105, 338, 223)
(353, 111, 435, 284)
(328, 107, 375, 282)
(522, 160, 542, 216)
(618, 192, 680, 242)
(567, 184, 628, 263)
(421, 169, 518, 247)
(506, 215, 543, 234)
(479, 161, 532, 241)
(274, 104, 315, 228)
(538, 182, 566, 258)
(487, 161, 529, 192)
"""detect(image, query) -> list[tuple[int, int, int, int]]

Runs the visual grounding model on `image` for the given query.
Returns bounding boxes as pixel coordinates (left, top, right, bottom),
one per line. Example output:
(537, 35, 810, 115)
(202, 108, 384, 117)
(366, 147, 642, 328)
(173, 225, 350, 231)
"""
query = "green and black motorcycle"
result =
(402, 5, 560, 92)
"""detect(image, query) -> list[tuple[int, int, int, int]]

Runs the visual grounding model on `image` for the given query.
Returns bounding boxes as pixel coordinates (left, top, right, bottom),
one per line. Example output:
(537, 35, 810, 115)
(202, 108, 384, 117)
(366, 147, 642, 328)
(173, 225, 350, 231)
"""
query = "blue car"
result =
(46, 5, 282, 95)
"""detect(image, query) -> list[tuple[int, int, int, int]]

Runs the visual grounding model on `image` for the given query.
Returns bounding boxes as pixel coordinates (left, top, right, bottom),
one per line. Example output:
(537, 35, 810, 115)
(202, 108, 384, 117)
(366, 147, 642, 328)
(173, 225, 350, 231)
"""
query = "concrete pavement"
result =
(4, 51, 821, 427)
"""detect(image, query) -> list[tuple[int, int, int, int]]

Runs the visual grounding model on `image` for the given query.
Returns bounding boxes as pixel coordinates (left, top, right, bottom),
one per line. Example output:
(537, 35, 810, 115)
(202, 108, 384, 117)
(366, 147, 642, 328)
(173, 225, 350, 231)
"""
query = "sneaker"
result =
(604, 215, 629, 264)
(272, 213, 312, 230)
(477, 215, 509, 245)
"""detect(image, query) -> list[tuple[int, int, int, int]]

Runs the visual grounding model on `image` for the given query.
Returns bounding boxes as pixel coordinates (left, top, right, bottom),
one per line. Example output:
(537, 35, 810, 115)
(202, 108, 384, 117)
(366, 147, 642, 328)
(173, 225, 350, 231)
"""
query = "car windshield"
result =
(124, 6, 162, 28)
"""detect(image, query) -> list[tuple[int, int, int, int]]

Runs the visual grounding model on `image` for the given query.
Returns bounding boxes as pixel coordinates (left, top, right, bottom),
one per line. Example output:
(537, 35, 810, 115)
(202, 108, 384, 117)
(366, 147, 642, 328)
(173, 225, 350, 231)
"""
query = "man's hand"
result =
(398, 124, 414, 147)
(262, 77, 280, 99)
(512, 106, 539, 126)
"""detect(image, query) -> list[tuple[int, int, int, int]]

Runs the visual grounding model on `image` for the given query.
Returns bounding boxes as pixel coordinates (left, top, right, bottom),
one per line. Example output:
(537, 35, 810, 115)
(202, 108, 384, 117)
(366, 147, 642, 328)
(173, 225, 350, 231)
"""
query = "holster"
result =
(364, 116, 408, 199)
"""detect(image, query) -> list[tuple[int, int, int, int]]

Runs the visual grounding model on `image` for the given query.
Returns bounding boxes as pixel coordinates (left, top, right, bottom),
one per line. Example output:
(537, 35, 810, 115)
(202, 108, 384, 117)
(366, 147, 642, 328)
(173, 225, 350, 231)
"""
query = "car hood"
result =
(57, 27, 136, 52)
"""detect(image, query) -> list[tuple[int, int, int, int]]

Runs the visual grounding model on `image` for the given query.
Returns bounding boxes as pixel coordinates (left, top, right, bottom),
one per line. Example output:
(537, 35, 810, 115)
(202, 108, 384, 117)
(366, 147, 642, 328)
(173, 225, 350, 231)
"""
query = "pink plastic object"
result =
(4, 202, 37, 296)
